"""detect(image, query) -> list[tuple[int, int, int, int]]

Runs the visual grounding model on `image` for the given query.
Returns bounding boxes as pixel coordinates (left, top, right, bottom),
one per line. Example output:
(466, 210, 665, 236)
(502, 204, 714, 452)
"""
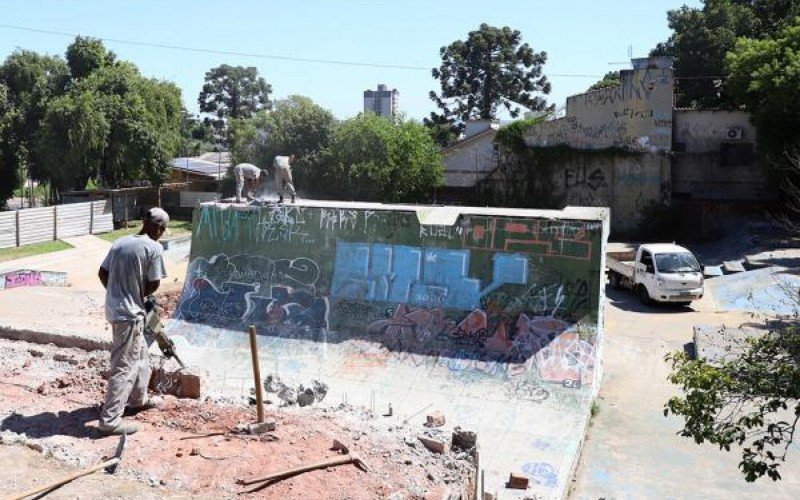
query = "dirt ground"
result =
(0, 337, 474, 499)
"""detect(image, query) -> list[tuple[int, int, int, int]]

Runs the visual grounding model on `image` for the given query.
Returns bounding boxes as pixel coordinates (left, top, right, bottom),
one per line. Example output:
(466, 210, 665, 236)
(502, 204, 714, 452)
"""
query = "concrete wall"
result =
(443, 131, 498, 188)
(176, 202, 608, 388)
(672, 110, 774, 201)
(485, 152, 670, 233)
(525, 57, 674, 152)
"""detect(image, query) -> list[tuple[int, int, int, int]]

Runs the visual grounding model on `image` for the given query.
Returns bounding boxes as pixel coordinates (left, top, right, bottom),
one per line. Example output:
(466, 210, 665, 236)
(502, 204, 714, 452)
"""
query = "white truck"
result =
(606, 243, 704, 305)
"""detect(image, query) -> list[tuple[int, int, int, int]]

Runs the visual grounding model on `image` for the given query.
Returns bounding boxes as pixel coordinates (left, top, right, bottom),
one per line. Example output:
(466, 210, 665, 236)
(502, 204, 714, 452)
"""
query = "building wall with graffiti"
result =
(175, 202, 608, 391)
(524, 57, 674, 152)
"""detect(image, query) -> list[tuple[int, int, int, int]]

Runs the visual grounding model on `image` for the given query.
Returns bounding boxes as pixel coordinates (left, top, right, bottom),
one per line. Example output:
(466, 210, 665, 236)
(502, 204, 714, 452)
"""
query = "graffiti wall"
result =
(175, 202, 608, 390)
(0, 270, 68, 291)
(525, 57, 674, 152)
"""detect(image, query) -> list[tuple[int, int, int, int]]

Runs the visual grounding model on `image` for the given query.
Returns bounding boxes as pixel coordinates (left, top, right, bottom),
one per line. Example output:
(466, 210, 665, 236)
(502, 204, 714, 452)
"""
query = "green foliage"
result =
(588, 71, 621, 92)
(66, 36, 116, 80)
(228, 95, 336, 190)
(318, 113, 443, 202)
(665, 320, 800, 482)
(725, 18, 800, 164)
(496, 116, 546, 152)
(652, 0, 800, 108)
(426, 24, 553, 141)
(0, 50, 70, 200)
(198, 64, 272, 135)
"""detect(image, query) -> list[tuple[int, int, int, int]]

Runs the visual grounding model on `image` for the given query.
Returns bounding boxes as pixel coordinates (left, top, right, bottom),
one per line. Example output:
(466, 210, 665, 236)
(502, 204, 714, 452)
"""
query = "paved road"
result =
(571, 287, 800, 499)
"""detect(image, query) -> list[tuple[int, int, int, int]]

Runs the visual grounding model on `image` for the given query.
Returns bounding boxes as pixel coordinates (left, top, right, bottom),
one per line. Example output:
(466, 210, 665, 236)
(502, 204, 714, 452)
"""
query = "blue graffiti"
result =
(522, 462, 558, 487)
(331, 242, 528, 310)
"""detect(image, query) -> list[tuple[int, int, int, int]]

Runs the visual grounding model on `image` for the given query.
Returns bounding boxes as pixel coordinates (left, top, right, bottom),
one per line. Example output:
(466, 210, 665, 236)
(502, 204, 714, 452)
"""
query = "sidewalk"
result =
(0, 235, 189, 350)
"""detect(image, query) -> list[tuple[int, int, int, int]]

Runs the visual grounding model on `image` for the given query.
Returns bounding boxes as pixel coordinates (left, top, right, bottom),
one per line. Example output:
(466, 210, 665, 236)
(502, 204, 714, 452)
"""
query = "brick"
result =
(425, 411, 446, 428)
(507, 472, 529, 489)
(418, 435, 446, 454)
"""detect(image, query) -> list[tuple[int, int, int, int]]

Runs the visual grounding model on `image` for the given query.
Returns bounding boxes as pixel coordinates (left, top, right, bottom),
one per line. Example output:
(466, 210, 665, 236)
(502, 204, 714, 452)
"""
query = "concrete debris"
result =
(507, 472, 529, 489)
(451, 427, 477, 453)
(53, 353, 79, 365)
(263, 374, 328, 407)
(148, 366, 208, 399)
(248, 418, 277, 435)
(425, 411, 446, 428)
(418, 436, 446, 454)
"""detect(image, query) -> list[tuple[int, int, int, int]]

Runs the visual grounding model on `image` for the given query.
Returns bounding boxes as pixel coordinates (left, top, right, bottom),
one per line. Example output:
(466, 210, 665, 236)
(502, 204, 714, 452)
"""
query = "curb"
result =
(0, 325, 111, 351)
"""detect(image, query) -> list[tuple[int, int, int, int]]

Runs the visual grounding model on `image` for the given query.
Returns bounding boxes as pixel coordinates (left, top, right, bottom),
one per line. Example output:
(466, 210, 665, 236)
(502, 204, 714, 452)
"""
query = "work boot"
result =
(277, 195, 284, 204)
(124, 395, 164, 416)
(291, 194, 296, 204)
(98, 421, 139, 436)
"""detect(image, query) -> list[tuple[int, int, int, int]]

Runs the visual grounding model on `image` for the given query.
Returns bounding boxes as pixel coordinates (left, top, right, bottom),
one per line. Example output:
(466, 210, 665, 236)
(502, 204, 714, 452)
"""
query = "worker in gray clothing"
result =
(234, 162, 267, 203)
(273, 154, 297, 204)
(97, 208, 169, 436)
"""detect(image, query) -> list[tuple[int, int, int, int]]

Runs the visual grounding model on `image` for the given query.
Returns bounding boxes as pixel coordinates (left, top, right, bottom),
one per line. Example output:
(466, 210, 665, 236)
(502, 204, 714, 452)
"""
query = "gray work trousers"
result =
(99, 318, 150, 429)
(274, 167, 296, 197)
(235, 171, 258, 202)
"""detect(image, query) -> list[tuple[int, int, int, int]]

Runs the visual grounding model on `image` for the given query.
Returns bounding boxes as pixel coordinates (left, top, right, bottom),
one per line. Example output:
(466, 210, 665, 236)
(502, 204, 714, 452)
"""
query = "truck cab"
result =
(607, 243, 704, 305)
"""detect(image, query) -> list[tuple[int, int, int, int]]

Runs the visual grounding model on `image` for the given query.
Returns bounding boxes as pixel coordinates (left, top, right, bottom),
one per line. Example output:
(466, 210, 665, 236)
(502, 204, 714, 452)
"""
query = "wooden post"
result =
(14, 210, 20, 247)
(248, 325, 265, 423)
(53, 205, 58, 241)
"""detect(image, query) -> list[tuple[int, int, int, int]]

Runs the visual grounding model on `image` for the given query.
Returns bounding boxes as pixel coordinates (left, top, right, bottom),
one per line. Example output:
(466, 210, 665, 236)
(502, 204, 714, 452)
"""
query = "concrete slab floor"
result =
(165, 319, 594, 499)
(0, 235, 190, 347)
(570, 287, 800, 499)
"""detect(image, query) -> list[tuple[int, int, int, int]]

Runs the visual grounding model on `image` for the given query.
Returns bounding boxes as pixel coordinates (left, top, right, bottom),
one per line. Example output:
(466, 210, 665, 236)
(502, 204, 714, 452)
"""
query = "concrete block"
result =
(177, 368, 208, 399)
(248, 418, 277, 435)
(507, 472, 529, 489)
(425, 411, 446, 428)
(418, 436, 446, 454)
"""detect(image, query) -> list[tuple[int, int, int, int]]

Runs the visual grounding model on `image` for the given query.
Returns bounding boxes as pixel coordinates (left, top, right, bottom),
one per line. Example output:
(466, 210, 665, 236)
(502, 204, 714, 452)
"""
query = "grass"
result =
(96, 219, 193, 243)
(0, 240, 74, 263)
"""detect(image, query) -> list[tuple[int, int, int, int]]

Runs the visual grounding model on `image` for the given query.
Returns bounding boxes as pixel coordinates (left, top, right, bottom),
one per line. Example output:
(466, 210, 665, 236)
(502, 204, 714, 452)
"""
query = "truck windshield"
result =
(655, 253, 701, 273)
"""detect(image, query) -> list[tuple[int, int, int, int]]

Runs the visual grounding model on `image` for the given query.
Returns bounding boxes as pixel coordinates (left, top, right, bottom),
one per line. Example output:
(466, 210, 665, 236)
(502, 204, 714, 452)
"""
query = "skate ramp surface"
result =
(168, 200, 609, 498)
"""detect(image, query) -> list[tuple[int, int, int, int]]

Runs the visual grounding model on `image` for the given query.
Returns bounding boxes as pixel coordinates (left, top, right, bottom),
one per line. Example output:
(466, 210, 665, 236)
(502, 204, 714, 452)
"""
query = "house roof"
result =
(442, 128, 498, 152)
(171, 157, 228, 179)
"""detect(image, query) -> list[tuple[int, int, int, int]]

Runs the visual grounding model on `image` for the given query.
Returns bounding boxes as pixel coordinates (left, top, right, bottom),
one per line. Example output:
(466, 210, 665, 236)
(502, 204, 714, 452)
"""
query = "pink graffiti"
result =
(517, 314, 595, 387)
(367, 304, 452, 346)
(5, 271, 43, 289)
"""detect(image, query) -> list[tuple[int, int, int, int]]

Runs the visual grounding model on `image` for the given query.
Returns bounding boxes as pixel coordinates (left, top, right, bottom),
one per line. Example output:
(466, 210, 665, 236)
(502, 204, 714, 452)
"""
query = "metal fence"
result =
(0, 200, 113, 249)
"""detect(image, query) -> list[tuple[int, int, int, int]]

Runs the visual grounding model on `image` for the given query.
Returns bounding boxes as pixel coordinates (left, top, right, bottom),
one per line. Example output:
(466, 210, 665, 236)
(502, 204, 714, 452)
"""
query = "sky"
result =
(0, 0, 701, 121)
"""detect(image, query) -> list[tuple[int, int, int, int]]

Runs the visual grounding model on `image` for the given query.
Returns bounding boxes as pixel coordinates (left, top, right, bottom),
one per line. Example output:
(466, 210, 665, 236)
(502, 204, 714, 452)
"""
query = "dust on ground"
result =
(0, 337, 474, 499)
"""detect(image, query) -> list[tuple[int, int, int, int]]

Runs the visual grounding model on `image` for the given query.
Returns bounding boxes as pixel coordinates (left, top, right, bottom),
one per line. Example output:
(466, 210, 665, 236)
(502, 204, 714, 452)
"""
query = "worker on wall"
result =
(233, 162, 268, 203)
(273, 154, 297, 204)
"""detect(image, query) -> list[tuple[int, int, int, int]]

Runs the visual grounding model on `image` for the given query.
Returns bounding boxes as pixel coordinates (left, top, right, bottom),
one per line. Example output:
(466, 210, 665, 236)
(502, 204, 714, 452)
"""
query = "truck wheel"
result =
(609, 272, 621, 289)
(638, 285, 652, 306)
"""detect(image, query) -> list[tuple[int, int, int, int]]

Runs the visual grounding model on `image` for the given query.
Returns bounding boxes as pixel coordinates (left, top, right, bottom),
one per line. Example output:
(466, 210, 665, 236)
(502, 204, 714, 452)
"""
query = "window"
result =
(655, 253, 700, 273)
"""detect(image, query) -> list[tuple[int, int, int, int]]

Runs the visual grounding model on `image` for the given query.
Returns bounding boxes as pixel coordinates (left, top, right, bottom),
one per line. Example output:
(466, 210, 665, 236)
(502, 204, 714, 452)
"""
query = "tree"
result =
(426, 24, 552, 143)
(319, 113, 443, 202)
(0, 82, 18, 207)
(651, 1, 800, 108)
(198, 64, 272, 135)
(37, 90, 109, 192)
(665, 317, 800, 482)
(228, 95, 336, 189)
(725, 18, 800, 165)
(66, 36, 116, 80)
(588, 71, 620, 92)
(651, 1, 756, 108)
(0, 50, 70, 200)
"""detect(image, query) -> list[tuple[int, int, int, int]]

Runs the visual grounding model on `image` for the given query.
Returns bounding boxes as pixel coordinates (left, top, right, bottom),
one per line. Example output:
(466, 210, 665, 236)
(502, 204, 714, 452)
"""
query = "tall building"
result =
(363, 84, 398, 118)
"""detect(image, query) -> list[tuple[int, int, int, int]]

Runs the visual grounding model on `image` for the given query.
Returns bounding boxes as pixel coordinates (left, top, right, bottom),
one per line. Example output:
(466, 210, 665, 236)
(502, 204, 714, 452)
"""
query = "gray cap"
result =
(145, 207, 170, 228)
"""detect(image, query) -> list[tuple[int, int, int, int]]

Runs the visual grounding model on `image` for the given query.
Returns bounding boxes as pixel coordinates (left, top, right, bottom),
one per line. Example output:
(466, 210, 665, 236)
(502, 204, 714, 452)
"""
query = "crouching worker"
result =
(97, 208, 169, 435)
(234, 162, 267, 202)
